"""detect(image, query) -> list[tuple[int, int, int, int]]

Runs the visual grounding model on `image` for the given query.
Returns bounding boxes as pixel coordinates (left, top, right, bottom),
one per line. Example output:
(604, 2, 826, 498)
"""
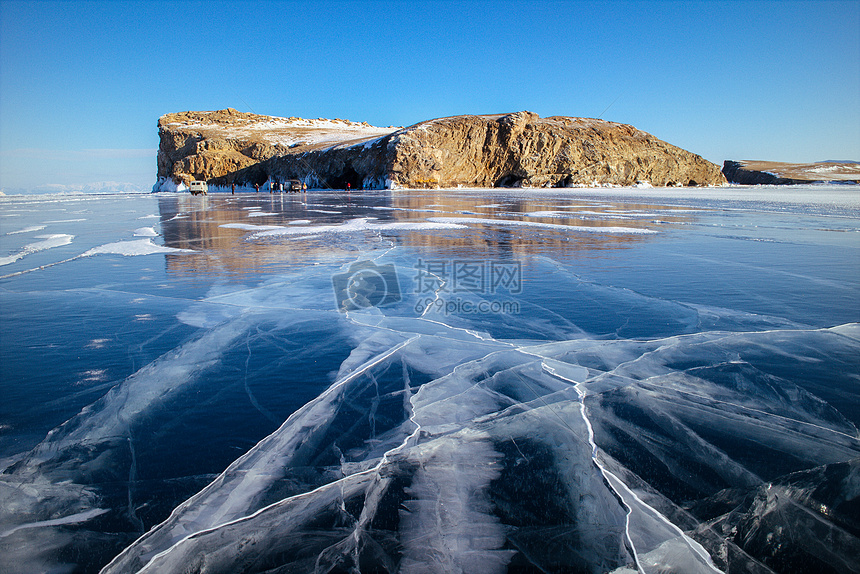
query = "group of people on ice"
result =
(230, 180, 308, 194)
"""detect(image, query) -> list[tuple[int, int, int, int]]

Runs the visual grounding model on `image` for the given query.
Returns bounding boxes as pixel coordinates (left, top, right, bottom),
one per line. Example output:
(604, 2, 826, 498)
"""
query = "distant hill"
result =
(723, 160, 860, 185)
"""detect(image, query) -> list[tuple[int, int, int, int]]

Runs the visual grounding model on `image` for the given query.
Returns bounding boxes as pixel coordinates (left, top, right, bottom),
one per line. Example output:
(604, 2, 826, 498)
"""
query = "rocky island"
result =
(722, 160, 860, 185)
(154, 108, 727, 191)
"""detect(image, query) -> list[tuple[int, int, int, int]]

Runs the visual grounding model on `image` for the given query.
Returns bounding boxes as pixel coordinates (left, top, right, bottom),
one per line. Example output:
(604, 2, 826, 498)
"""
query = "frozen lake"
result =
(1, 186, 859, 573)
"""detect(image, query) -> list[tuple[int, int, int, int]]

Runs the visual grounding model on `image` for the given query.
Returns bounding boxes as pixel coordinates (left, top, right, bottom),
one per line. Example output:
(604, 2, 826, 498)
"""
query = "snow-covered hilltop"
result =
(155, 108, 726, 191)
(160, 108, 399, 150)
(155, 108, 399, 191)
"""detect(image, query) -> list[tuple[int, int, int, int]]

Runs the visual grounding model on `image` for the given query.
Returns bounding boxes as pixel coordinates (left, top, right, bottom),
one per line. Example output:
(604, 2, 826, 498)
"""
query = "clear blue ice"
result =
(1, 186, 858, 573)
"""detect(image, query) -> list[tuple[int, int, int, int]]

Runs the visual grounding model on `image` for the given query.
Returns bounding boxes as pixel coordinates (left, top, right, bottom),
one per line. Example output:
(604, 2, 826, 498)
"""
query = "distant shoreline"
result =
(722, 160, 860, 185)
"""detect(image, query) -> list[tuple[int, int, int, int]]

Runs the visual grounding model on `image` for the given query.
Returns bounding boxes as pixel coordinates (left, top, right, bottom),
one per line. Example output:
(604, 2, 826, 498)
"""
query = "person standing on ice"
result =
(255, 183, 260, 193)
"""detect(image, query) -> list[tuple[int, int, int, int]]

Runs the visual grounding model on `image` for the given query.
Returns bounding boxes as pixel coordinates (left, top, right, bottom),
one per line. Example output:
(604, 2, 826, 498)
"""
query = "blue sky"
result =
(1, 0, 858, 192)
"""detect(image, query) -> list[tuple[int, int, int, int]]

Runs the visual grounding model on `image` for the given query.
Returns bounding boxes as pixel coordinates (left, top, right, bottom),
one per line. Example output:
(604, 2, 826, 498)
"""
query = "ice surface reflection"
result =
(0, 187, 858, 573)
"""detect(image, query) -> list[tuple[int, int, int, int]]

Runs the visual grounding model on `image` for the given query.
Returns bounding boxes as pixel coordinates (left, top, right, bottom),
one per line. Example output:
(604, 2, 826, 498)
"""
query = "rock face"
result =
(723, 160, 860, 185)
(155, 109, 726, 190)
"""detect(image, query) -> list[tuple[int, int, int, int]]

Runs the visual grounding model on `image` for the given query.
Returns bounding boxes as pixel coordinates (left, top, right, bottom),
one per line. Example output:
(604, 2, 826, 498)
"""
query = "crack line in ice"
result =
(137, 342, 426, 573)
(635, 376, 860, 443)
(416, 263, 448, 319)
(417, 317, 510, 344)
(127, 433, 145, 534)
(533, 358, 643, 571)
(110, 333, 423, 572)
(137, 471, 381, 573)
(242, 331, 280, 425)
(0, 509, 110, 539)
(602, 470, 723, 573)
(443, 348, 639, 571)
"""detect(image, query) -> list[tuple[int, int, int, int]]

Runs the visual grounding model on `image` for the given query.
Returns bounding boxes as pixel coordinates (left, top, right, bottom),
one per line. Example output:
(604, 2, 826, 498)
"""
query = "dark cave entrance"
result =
(495, 174, 524, 188)
(554, 175, 573, 188)
(329, 166, 364, 190)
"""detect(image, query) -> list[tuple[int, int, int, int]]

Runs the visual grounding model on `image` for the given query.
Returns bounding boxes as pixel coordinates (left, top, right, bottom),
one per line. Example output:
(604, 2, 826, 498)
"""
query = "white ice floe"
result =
(133, 227, 159, 237)
(220, 223, 286, 231)
(0, 234, 74, 266)
(81, 239, 194, 257)
(427, 216, 658, 234)
(246, 217, 468, 239)
(5, 225, 46, 235)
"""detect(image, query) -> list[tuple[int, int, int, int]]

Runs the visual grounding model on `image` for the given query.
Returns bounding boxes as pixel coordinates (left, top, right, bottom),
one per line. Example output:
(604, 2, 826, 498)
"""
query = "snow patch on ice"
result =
(5, 225, 46, 235)
(220, 223, 285, 231)
(427, 216, 658, 234)
(0, 234, 74, 266)
(248, 217, 468, 238)
(81, 239, 194, 257)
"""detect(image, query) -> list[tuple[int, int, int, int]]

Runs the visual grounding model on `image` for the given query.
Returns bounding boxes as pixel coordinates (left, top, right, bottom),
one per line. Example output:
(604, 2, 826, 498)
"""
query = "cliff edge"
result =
(155, 109, 726, 190)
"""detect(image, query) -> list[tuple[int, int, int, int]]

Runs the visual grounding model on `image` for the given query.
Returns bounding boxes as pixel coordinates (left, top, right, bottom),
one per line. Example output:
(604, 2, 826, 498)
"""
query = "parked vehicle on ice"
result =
(189, 181, 208, 195)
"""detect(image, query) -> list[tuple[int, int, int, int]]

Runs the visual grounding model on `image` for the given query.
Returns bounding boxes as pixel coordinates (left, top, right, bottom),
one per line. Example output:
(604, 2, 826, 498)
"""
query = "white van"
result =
(189, 181, 208, 195)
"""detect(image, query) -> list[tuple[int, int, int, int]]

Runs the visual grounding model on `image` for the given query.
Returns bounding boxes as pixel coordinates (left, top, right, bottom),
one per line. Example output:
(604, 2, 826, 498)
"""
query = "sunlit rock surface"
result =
(155, 109, 727, 190)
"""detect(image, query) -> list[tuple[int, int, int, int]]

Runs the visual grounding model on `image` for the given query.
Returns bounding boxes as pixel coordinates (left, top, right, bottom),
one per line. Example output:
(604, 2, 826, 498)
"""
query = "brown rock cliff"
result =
(155, 109, 726, 190)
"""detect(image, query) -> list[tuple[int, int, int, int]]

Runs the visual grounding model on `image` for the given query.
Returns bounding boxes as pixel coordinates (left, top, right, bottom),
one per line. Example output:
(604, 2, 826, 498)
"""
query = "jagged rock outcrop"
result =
(723, 160, 860, 185)
(155, 109, 726, 190)
(380, 112, 725, 188)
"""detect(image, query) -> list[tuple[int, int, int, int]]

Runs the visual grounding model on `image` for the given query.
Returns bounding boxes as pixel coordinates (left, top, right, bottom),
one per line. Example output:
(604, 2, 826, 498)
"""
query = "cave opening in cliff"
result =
(554, 175, 573, 188)
(495, 174, 524, 188)
(329, 166, 365, 190)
